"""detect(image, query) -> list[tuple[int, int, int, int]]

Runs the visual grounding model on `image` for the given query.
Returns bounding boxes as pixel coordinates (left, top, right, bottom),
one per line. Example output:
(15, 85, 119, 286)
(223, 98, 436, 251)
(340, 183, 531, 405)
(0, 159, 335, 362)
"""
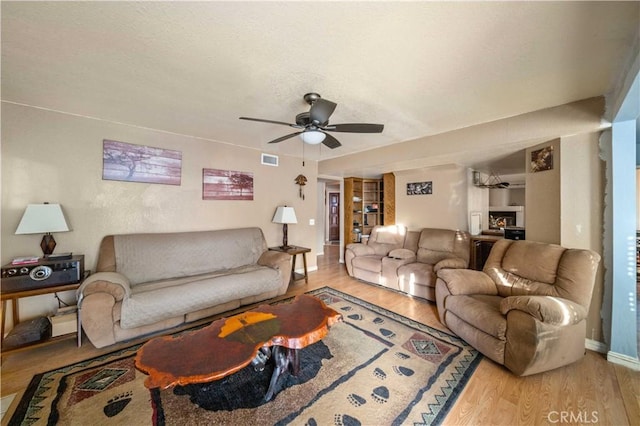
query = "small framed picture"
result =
(531, 146, 553, 172)
(407, 181, 432, 195)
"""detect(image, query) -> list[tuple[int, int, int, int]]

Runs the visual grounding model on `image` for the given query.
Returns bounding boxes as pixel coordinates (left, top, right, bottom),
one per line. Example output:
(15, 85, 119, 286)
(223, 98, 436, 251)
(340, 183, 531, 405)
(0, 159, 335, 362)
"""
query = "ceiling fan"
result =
(239, 93, 384, 149)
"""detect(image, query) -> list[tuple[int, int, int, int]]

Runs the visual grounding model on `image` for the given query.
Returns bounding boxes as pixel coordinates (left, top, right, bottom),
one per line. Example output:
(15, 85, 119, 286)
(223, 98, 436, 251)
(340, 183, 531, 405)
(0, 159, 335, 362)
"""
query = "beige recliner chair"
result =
(393, 228, 470, 300)
(435, 239, 600, 376)
(344, 225, 409, 284)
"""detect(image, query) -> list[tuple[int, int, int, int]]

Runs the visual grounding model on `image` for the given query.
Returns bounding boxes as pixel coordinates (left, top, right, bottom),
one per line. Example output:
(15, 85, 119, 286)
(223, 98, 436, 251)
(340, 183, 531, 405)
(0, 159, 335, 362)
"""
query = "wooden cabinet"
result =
(470, 235, 502, 270)
(344, 174, 395, 244)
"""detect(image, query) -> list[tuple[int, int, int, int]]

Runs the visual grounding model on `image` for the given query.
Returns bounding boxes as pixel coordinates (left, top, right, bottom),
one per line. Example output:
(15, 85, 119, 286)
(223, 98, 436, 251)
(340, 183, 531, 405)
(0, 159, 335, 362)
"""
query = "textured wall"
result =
(1, 103, 318, 324)
(394, 165, 468, 231)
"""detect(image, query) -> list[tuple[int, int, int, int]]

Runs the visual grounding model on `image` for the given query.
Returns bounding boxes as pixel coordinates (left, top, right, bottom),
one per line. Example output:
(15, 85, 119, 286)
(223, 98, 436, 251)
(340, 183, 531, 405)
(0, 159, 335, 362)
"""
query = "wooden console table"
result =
(269, 245, 311, 284)
(1, 282, 82, 354)
(135, 295, 341, 401)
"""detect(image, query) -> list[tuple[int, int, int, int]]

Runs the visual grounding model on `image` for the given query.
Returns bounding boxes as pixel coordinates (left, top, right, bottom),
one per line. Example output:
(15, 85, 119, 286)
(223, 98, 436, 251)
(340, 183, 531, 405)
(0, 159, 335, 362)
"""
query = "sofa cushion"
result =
(120, 266, 279, 329)
(112, 228, 267, 285)
(352, 255, 386, 273)
(388, 248, 416, 260)
(366, 225, 407, 256)
(416, 228, 469, 265)
(373, 225, 406, 244)
(501, 240, 565, 284)
(396, 262, 435, 287)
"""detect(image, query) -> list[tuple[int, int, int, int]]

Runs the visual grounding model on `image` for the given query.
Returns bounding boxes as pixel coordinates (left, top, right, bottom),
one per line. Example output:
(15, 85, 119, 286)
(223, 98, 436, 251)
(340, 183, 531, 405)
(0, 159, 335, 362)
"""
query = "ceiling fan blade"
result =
(326, 123, 384, 133)
(309, 99, 337, 125)
(267, 131, 303, 144)
(322, 133, 342, 149)
(239, 117, 296, 127)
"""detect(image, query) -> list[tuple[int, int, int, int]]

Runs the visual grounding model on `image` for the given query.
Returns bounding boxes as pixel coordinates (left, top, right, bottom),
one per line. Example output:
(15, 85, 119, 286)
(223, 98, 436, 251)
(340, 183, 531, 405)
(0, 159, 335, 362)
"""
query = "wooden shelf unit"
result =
(344, 173, 395, 244)
(362, 179, 383, 236)
(383, 172, 396, 225)
(344, 177, 363, 244)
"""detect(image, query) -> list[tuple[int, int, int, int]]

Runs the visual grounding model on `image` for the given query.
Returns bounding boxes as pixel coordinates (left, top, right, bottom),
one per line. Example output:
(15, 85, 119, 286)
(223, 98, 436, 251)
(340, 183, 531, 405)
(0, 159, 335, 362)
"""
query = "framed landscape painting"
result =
(203, 168, 254, 200)
(102, 140, 182, 185)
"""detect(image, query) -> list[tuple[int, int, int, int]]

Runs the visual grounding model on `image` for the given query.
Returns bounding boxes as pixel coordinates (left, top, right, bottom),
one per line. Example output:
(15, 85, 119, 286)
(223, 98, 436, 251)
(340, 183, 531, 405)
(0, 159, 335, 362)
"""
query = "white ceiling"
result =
(2, 2, 638, 176)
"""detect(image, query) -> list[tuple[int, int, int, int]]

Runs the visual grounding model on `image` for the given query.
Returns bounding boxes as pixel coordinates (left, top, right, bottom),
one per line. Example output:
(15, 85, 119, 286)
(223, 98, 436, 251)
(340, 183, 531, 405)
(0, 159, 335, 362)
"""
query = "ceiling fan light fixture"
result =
(300, 130, 326, 145)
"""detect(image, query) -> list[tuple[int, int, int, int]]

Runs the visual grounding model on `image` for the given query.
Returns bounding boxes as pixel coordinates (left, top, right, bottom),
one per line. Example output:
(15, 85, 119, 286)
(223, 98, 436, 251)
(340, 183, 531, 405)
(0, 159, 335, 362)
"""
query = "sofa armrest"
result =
(436, 269, 498, 296)
(388, 248, 416, 261)
(434, 256, 468, 272)
(258, 250, 290, 269)
(346, 243, 375, 257)
(500, 295, 587, 326)
(77, 272, 131, 306)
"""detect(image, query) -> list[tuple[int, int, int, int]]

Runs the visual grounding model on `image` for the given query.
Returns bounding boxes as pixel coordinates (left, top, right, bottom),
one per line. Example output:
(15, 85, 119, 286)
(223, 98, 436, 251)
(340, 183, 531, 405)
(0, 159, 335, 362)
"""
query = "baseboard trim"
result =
(295, 266, 318, 274)
(585, 338, 607, 353)
(606, 351, 640, 371)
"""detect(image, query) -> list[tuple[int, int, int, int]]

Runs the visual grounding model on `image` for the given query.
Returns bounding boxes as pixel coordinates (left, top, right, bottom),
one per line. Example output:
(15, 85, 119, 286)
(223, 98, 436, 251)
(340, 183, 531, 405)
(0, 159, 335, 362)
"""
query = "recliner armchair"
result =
(393, 228, 470, 300)
(345, 225, 408, 284)
(435, 239, 600, 376)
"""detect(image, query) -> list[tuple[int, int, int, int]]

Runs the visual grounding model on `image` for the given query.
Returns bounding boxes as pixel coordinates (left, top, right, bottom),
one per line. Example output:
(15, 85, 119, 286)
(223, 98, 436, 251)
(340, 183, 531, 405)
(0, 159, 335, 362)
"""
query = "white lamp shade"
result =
(272, 206, 297, 224)
(299, 131, 326, 145)
(15, 204, 71, 234)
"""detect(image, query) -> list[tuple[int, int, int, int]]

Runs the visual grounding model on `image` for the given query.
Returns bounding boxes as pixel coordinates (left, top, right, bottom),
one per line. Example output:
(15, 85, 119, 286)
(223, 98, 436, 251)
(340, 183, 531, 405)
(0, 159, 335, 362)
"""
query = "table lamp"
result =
(15, 203, 71, 256)
(272, 206, 297, 249)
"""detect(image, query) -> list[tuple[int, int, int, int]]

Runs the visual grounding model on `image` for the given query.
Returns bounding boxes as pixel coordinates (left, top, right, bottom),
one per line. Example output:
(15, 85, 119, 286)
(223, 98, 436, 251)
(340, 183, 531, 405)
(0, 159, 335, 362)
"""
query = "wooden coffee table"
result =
(135, 295, 341, 401)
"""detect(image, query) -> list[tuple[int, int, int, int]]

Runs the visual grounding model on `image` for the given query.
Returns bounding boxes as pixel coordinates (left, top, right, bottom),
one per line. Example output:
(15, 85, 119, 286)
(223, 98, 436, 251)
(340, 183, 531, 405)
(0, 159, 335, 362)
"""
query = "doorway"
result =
(328, 192, 340, 243)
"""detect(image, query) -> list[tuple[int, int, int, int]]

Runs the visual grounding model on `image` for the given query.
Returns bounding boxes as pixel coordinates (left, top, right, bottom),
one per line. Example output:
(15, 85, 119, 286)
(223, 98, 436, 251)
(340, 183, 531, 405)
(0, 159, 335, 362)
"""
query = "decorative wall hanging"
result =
(102, 139, 182, 185)
(295, 174, 308, 199)
(407, 181, 432, 195)
(203, 168, 254, 200)
(530, 146, 554, 172)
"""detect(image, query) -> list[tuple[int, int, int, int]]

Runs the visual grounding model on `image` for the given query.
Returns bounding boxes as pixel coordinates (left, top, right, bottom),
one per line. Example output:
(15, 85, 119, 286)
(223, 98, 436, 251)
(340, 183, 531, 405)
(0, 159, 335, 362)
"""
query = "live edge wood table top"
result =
(135, 295, 342, 401)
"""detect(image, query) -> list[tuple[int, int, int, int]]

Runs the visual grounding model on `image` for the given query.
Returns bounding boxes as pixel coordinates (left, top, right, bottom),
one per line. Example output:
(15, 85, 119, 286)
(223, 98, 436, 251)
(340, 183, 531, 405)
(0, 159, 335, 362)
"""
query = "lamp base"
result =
(41, 233, 56, 256)
(281, 223, 289, 249)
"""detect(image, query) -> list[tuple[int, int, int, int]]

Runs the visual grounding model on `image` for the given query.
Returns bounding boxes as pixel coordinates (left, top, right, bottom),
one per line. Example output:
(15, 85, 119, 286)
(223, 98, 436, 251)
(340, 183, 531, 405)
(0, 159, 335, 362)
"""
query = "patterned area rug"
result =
(9, 287, 481, 425)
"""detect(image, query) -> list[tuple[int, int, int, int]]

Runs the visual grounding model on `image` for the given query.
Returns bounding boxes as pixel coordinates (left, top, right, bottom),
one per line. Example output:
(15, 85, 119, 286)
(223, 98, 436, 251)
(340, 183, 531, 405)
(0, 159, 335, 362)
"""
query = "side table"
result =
(1, 271, 89, 355)
(269, 245, 311, 284)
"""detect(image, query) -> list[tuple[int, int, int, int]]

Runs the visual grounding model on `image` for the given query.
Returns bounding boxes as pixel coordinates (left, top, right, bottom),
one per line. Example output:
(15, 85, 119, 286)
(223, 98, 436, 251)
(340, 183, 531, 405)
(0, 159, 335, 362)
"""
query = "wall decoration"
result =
(530, 146, 554, 172)
(203, 168, 254, 200)
(407, 181, 432, 195)
(295, 174, 308, 199)
(102, 139, 182, 185)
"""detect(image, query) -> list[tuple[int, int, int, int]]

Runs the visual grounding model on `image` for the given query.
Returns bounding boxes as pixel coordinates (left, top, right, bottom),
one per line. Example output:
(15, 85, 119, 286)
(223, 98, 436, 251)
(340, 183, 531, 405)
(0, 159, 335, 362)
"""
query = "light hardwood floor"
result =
(1, 245, 639, 425)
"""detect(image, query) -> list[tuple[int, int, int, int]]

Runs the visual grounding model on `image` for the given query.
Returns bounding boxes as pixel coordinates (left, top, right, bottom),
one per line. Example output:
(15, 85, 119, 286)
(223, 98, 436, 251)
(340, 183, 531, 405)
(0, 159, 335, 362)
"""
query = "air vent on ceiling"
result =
(261, 153, 279, 167)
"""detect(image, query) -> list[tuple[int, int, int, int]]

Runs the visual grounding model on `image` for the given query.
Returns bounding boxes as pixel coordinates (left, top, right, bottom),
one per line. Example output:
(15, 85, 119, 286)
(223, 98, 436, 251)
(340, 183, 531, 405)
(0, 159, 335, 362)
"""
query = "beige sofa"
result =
(345, 226, 470, 301)
(435, 239, 600, 376)
(77, 227, 291, 348)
